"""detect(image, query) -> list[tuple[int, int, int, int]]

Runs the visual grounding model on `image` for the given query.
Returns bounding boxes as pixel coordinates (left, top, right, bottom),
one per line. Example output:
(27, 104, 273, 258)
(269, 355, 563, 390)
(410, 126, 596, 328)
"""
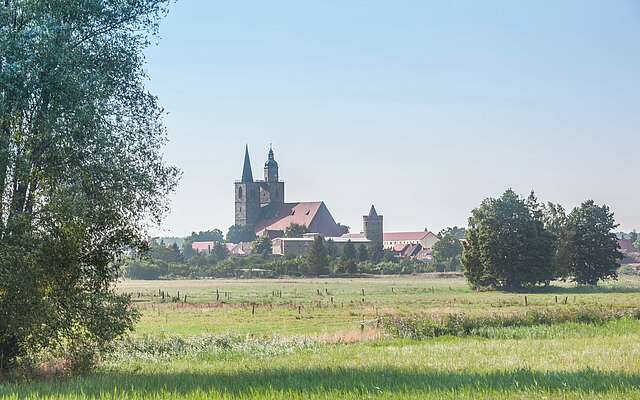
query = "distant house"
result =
(191, 241, 218, 254)
(225, 242, 253, 256)
(388, 242, 433, 263)
(383, 231, 439, 250)
(272, 234, 371, 257)
(618, 239, 640, 264)
(618, 239, 637, 254)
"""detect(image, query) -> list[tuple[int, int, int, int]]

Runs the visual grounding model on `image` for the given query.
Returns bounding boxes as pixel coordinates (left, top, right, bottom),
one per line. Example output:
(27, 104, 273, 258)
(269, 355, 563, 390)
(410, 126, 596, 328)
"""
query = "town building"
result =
(271, 204, 383, 257)
(383, 231, 439, 250)
(272, 234, 371, 257)
(234, 145, 342, 238)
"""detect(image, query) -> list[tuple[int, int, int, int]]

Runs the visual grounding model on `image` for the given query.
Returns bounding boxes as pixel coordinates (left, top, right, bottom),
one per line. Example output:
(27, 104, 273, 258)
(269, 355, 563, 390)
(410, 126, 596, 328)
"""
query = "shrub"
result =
(380, 307, 640, 339)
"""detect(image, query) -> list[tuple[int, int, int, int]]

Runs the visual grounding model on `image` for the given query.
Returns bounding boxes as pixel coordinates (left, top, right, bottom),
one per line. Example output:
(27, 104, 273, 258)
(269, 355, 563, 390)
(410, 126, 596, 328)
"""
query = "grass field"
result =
(2, 275, 640, 399)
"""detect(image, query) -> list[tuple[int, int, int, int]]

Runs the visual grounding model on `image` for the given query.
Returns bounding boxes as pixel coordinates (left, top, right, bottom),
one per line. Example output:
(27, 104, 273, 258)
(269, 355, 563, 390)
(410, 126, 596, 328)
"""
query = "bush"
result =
(380, 307, 640, 339)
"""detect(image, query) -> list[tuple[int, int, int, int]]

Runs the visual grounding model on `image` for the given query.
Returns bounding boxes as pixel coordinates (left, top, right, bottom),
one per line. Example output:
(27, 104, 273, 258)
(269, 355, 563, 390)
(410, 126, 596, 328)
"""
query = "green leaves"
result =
(463, 190, 623, 291)
(0, 0, 176, 370)
(566, 201, 622, 285)
(307, 236, 329, 276)
(463, 190, 555, 290)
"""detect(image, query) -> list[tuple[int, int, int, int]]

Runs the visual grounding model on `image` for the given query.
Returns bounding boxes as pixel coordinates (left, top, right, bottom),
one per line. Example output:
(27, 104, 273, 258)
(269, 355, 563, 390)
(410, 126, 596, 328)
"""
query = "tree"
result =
(542, 202, 571, 279)
(307, 236, 329, 276)
(462, 189, 554, 290)
(182, 242, 197, 259)
(187, 229, 224, 243)
(357, 244, 369, 262)
(285, 223, 308, 238)
(149, 240, 182, 263)
(0, 0, 177, 370)
(630, 230, 638, 243)
(226, 225, 256, 244)
(341, 240, 358, 273)
(336, 223, 350, 236)
(432, 230, 463, 272)
(326, 239, 338, 258)
(211, 241, 229, 262)
(370, 242, 384, 263)
(438, 226, 466, 240)
(252, 236, 273, 257)
(566, 201, 622, 285)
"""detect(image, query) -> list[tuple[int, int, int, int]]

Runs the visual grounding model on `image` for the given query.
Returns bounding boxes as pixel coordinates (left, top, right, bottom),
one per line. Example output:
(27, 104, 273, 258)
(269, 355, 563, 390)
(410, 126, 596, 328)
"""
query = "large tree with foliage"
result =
(432, 229, 463, 272)
(187, 229, 224, 243)
(565, 201, 622, 285)
(542, 202, 571, 279)
(326, 238, 338, 258)
(462, 190, 554, 290)
(370, 241, 384, 263)
(438, 226, 466, 240)
(307, 236, 329, 276)
(252, 236, 273, 257)
(226, 224, 256, 244)
(357, 243, 369, 262)
(0, 0, 178, 370)
(341, 240, 358, 273)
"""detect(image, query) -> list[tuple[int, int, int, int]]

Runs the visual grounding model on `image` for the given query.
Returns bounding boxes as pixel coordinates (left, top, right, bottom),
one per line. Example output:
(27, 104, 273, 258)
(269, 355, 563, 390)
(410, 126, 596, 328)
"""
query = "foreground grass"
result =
(2, 276, 640, 399)
(3, 320, 640, 399)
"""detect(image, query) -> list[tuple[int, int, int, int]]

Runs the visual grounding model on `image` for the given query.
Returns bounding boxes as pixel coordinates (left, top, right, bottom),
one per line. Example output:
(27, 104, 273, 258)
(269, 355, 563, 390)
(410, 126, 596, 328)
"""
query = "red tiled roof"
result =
(393, 243, 409, 252)
(256, 201, 340, 237)
(384, 231, 432, 241)
(192, 241, 217, 252)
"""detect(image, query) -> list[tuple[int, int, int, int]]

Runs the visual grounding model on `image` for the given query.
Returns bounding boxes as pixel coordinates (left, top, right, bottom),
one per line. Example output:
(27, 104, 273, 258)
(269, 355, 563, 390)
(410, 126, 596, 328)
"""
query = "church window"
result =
(238, 187, 243, 199)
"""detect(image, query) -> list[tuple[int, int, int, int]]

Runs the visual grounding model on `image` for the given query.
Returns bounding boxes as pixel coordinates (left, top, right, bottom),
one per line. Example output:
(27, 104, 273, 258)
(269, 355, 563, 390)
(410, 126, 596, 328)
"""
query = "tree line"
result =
(127, 234, 438, 279)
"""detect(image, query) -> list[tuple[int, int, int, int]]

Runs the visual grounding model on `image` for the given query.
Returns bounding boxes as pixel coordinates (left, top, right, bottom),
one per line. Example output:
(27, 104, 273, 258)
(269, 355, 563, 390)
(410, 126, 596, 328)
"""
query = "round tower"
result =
(363, 205, 383, 244)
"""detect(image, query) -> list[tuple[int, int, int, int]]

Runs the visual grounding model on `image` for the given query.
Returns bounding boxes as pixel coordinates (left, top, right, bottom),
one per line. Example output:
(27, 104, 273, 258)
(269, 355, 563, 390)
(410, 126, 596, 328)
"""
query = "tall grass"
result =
(105, 334, 318, 364)
(380, 306, 640, 339)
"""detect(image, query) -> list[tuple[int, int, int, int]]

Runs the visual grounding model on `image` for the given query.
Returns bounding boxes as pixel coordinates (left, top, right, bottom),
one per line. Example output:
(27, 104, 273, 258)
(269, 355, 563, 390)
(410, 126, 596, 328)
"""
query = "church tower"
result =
(264, 145, 278, 182)
(363, 205, 383, 244)
(260, 145, 285, 206)
(235, 145, 261, 228)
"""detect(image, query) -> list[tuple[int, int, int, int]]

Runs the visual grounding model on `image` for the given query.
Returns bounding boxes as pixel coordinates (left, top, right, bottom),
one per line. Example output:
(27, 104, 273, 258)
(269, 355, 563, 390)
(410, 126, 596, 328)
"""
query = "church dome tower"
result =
(264, 145, 279, 182)
(260, 145, 285, 207)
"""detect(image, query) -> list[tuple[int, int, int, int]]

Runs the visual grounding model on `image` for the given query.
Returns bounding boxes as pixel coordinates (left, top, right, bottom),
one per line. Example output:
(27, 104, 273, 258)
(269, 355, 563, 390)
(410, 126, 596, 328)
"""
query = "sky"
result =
(144, 1, 640, 237)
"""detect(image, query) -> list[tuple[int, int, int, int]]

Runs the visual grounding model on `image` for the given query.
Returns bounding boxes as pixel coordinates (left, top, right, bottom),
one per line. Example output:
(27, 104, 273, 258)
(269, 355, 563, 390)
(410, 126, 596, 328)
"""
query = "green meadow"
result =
(2, 275, 640, 399)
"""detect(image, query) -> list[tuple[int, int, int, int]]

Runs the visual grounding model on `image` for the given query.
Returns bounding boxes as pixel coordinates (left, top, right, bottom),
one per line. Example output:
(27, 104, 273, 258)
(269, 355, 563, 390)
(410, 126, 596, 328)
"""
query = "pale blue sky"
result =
(146, 1, 640, 237)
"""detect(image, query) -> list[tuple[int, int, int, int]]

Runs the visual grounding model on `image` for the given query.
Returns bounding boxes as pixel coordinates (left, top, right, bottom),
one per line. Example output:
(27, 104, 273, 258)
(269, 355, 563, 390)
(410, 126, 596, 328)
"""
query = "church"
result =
(234, 145, 343, 238)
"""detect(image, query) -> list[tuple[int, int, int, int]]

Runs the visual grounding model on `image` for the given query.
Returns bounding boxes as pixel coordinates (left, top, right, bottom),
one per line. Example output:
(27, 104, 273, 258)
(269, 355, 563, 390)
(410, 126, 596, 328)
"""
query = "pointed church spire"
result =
(368, 204, 378, 217)
(241, 145, 254, 182)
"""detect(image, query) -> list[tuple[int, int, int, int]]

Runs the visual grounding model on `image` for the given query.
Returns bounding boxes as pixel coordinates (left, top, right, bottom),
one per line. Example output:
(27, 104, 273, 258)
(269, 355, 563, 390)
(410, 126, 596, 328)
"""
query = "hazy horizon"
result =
(145, 1, 640, 237)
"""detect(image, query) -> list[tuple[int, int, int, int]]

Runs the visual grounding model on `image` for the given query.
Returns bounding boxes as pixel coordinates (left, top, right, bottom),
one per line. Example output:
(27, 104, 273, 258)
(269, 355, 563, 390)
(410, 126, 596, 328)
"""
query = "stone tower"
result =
(235, 145, 261, 228)
(363, 205, 383, 244)
(260, 145, 285, 206)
